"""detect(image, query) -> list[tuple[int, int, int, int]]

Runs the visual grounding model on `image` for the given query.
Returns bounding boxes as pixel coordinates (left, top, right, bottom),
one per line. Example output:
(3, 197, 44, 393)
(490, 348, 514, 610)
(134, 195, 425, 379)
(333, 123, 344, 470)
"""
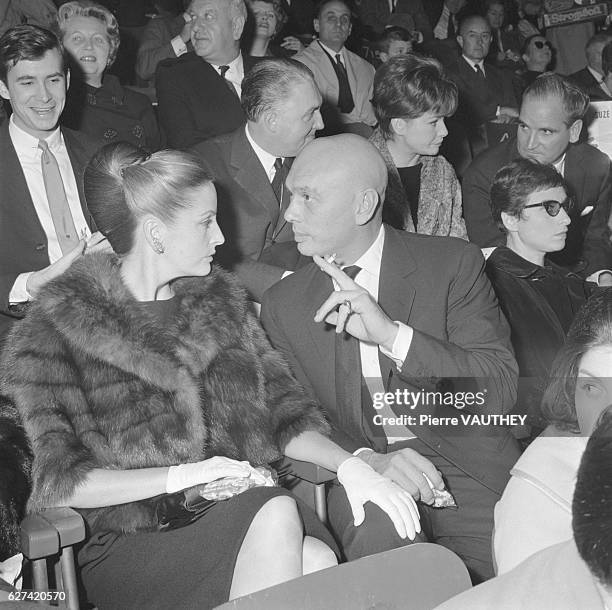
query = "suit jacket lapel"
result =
(62, 128, 95, 229)
(377, 226, 417, 383)
(563, 146, 586, 206)
(0, 123, 47, 249)
(229, 128, 279, 224)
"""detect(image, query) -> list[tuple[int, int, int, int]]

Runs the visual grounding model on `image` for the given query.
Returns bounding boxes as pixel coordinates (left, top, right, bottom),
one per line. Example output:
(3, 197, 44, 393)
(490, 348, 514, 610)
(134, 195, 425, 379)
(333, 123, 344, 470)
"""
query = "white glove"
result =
(166, 457, 255, 493)
(337, 457, 421, 540)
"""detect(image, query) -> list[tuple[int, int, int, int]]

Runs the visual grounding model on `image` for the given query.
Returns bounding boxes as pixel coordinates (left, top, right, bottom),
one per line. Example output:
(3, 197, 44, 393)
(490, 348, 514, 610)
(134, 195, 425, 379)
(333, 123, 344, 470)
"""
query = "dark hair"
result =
(523, 72, 589, 124)
(572, 410, 612, 587)
(602, 40, 612, 78)
(372, 54, 458, 140)
(314, 0, 354, 19)
(0, 25, 67, 84)
(377, 26, 412, 55)
(85, 142, 214, 255)
(241, 58, 315, 121)
(490, 158, 566, 232)
(458, 13, 490, 37)
(56, 1, 120, 68)
(541, 289, 612, 432)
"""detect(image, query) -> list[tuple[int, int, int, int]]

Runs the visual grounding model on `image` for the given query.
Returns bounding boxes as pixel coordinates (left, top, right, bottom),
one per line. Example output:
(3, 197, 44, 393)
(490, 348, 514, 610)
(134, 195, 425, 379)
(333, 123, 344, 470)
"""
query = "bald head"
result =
(294, 134, 387, 201)
(284, 135, 388, 264)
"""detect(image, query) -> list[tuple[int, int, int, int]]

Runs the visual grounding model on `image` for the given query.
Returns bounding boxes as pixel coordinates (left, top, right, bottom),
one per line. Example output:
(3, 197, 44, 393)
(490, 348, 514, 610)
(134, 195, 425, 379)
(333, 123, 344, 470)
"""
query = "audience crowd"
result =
(1, 0, 612, 608)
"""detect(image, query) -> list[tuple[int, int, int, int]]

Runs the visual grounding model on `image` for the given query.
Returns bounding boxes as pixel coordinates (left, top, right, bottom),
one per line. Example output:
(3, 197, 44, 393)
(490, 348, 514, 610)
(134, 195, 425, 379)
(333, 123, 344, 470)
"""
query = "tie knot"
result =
(335, 54, 342, 65)
(38, 139, 50, 153)
(274, 157, 283, 172)
(219, 65, 230, 78)
(342, 265, 361, 280)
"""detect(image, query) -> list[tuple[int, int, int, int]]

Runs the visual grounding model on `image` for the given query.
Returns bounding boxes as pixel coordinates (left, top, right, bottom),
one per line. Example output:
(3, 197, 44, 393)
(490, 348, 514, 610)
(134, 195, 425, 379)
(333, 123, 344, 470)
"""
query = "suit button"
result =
(35, 243, 45, 251)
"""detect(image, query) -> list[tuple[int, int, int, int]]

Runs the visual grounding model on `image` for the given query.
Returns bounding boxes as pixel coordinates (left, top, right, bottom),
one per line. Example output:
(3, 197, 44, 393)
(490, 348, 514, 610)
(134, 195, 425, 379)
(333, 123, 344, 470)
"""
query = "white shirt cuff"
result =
(379, 321, 413, 370)
(281, 270, 294, 279)
(586, 269, 612, 285)
(353, 447, 374, 457)
(9, 273, 33, 304)
(171, 35, 188, 57)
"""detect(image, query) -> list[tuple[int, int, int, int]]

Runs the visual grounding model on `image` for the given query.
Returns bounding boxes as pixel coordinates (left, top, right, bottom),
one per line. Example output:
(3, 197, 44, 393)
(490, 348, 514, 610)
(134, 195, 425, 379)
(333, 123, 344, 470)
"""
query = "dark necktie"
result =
(474, 64, 486, 80)
(38, 139, 79, 255)
(447, 15, 456, 38)
(218, 65, 238, 98)
(334, 54, 355, 114)
(270, 157, 293, 242)
(334, 265, 383, 450)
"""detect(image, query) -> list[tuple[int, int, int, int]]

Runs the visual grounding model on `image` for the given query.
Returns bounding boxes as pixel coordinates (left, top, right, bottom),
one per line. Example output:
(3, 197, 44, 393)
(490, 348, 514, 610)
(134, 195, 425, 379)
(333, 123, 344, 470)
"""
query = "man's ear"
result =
(232, 15, 246, 41)
(66, 68, 71, 91)
(456, 34, 464, 49)
(501, 211, 519, 233)
(355, 188, 380, 225)
(568, 119, 582, 143)
(0, 79, 10, 100)
(313, 18, 320, 35)
(379, 51, 389, 63)
(263, 109, 278, 133)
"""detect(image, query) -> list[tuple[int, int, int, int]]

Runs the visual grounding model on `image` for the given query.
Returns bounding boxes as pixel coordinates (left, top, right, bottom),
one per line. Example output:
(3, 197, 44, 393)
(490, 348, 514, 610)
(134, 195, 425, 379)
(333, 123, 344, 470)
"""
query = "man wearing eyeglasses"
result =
(294, 0, 376, 137)
(463, 72, 612, 279)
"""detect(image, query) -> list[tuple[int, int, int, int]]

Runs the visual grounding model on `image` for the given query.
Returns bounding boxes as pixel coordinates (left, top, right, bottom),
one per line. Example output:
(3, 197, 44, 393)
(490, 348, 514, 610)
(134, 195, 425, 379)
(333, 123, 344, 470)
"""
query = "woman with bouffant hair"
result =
(370, 54, 467, 238)
(1, 142, 420, 609)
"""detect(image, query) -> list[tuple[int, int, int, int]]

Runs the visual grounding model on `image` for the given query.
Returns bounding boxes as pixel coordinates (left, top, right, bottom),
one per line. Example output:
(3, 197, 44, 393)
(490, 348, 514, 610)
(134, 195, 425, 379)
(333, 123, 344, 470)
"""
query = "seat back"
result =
(215, 543, 472, 610)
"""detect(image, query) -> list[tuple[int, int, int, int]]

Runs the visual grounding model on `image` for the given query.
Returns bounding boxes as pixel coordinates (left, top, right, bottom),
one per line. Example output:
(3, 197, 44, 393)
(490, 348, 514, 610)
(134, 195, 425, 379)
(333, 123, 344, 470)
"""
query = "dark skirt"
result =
(78, 487, 336, 610)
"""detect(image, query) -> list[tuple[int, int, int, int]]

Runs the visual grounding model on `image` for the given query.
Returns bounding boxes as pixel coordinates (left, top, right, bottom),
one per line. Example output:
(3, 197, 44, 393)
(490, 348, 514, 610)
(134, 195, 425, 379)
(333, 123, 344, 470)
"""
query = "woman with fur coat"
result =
(1, 142, 420, 609)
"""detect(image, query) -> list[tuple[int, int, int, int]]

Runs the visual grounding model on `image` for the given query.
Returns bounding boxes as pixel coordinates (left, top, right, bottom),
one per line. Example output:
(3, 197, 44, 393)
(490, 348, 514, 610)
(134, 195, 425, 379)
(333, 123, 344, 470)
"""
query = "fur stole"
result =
(1, 253, 329, 534)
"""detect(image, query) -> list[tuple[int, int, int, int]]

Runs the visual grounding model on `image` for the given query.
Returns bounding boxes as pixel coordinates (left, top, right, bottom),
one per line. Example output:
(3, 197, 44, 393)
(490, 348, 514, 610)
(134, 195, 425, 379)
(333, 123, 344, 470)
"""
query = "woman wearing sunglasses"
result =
(512, 34, 553, 102)
(485, 158, 600, 436)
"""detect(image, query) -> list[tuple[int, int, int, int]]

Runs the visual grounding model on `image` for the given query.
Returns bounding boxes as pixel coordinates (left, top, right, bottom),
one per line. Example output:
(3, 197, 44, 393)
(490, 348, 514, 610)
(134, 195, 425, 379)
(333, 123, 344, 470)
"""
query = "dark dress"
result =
(485, 247, 596, 426)
(62, 74, 163, 152)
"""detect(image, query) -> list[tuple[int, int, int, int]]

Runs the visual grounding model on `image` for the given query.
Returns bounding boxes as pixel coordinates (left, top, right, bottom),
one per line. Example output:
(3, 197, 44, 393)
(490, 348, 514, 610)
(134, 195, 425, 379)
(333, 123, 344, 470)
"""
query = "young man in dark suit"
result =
(156, 0, 257, 149)
(261, 134, 520, 582)
(191, 58, 323, 299)
(0, 25, 102, 344)
(462, 73, 612, 277)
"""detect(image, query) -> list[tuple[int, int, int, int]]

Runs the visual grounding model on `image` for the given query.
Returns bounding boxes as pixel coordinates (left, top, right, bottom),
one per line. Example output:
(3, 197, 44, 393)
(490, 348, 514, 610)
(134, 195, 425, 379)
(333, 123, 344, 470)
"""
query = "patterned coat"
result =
(0, 253, 329, 535)
(370, 128, 468, 239)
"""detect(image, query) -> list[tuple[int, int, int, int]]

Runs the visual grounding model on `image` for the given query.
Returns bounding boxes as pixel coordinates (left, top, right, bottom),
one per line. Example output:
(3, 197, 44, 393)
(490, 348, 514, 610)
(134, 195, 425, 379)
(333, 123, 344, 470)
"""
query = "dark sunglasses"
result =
(523, 198, 573, 217)
(533, 40, 552, 50)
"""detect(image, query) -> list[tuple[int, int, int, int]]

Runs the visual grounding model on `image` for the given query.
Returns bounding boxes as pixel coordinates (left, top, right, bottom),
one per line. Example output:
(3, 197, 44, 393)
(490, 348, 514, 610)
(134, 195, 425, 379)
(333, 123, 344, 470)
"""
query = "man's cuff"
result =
(353, 447, 374, 458)
(380, 321, 413, 370)
(586, 269, 612, 285)
(9, 273, 33, 304)
(171, 35, 188, 57)
(281, 270, 294, 279)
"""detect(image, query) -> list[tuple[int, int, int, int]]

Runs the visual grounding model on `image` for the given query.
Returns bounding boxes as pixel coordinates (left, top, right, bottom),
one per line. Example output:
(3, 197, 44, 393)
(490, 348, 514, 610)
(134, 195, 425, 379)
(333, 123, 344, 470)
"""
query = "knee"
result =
(302, 536, 337, 574)
(253, 495, 302, 538)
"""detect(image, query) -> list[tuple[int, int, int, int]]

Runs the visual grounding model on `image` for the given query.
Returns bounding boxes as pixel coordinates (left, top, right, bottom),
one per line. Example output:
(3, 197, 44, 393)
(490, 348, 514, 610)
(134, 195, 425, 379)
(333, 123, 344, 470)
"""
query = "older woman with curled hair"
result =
(57, 1, 162, 151)
(370, 54, 467, 238)
(246, 0, 288, 57)
(1, 142, 422, 609)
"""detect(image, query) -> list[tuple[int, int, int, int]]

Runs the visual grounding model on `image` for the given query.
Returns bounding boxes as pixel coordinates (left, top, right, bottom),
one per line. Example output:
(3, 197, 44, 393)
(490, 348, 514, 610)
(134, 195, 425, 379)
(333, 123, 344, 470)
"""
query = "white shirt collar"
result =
(9, 115, 63, 161)
(210, 52, 243, 76)
(245, 124, 278, 180)
(462, 55, 485, 73)
(553, 153, 566, 176)
(587, 66, 604, 82)
(349, 224, 385, 278)
(318, 40, 345, 62)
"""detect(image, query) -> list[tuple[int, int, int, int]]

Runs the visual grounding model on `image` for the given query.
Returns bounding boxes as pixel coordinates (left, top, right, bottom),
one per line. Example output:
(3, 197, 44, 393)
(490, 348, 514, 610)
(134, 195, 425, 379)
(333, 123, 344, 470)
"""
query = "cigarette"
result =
(325, 253, 337, 264)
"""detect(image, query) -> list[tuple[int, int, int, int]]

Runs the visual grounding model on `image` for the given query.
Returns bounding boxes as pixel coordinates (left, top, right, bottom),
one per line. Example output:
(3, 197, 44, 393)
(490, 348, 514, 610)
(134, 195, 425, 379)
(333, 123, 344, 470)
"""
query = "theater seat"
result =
(215, 543, 472, 610)
(20, 508, 85, 610)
